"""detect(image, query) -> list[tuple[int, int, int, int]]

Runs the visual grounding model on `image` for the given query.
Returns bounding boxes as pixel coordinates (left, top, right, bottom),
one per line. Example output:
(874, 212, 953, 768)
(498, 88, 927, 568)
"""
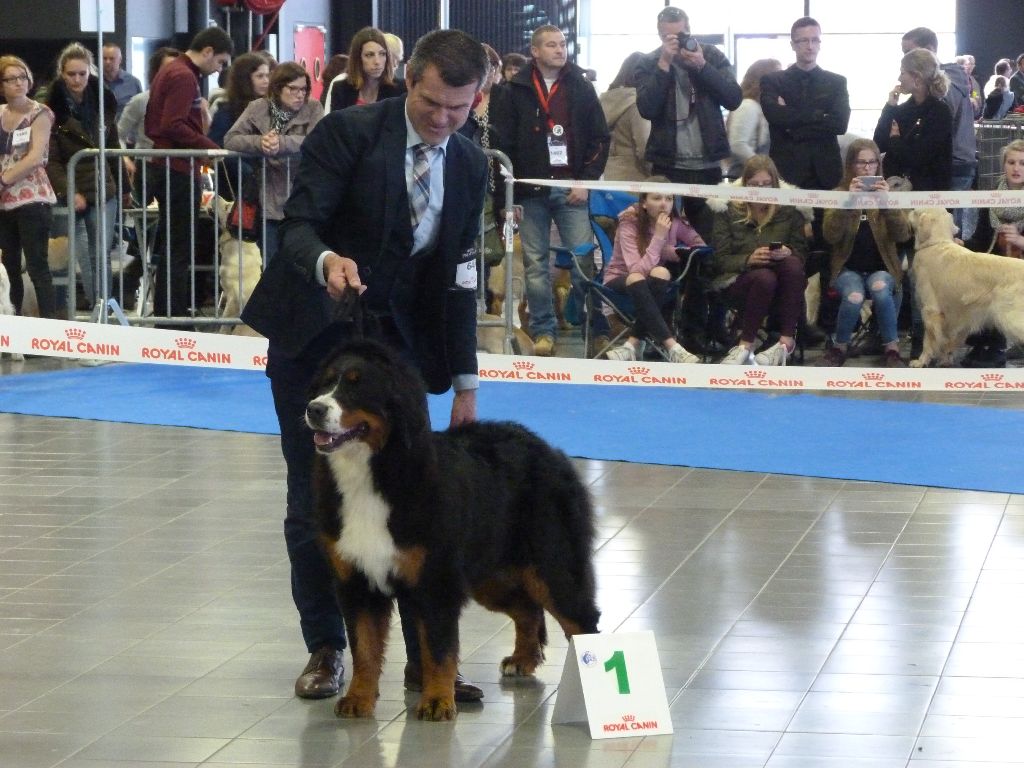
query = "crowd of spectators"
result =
(2, 10, 1023, 370)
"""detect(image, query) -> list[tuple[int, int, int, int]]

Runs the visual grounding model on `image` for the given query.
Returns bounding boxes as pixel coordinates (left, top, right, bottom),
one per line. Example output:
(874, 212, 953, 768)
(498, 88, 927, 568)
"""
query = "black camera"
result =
(677, 33, 700, 53)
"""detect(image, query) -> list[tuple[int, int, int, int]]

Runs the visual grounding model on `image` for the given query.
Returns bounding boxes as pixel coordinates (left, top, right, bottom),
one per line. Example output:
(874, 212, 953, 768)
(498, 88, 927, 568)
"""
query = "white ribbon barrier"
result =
(2, 315, 1021, 394)
(516, 177, 1024, 210)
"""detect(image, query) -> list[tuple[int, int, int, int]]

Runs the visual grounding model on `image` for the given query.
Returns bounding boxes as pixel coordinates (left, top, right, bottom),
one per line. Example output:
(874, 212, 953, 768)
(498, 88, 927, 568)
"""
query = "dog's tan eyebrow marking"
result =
(344, 369, 360, 383)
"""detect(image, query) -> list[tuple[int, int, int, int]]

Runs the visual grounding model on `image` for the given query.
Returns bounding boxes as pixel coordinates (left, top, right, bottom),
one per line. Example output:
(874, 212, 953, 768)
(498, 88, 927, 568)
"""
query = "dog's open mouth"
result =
(313, 423, 369, 453)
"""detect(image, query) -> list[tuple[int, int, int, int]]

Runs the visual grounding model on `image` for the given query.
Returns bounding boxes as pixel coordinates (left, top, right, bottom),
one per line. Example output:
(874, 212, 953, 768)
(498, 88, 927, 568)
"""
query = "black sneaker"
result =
(814, 346, 847, 367)
(961, 346, 1006, 368)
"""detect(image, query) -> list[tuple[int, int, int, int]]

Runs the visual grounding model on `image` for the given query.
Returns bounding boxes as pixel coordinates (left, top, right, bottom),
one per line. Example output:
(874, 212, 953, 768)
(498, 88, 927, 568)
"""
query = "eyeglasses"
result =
(1, 74, 29, 84)
(854, 159, 880, 167)
(657, 7, 686, 23)
(792, 37, 822, 46)
(282, 84, 308, 95)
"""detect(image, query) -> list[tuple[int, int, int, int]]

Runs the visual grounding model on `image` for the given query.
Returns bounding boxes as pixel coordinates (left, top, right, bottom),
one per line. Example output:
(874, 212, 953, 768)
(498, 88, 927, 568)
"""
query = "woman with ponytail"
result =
(873, 48, 953, 192)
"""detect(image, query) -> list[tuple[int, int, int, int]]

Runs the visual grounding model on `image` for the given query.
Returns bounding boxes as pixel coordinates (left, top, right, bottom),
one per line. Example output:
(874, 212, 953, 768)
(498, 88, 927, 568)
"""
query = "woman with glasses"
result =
(708, 155, 809, 366)
(224, 61, 323, 262)
(325, 27, 403, 112)
(45, 43, 121, 314)
(873, 49, 952, 192)
(0, 56, 57, 318)
(818, 139, 910, 367)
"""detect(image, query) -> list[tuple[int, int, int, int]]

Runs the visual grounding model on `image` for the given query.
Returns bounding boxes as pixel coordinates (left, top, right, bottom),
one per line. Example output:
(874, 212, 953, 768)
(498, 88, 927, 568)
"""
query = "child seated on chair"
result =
(708, 155, 808, 366)
(817, 139, 910, 368)
(603, 177, 704, 363)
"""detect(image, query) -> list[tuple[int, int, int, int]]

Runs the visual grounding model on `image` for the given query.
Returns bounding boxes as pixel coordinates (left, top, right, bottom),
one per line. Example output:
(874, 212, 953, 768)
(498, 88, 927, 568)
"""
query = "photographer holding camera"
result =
(633, 6, 741, 242)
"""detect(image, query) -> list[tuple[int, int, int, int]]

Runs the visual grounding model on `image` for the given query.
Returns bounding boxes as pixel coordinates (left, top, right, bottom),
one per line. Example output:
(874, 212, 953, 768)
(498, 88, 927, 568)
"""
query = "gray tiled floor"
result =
(3, 354, 1024, 767)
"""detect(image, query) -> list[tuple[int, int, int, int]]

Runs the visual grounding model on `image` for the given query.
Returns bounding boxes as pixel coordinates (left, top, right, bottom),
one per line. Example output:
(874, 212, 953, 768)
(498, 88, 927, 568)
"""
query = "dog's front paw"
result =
(334, 694, 376, 718)
(416, 695, 457, 721)
(500, 652, 543, 677)
(909, 358, 925, 368)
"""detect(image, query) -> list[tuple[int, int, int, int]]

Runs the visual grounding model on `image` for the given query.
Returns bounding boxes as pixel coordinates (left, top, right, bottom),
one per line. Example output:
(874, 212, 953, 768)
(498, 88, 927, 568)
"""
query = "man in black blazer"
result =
(242, 29, 489, 703)
(760, 16, 850, 194)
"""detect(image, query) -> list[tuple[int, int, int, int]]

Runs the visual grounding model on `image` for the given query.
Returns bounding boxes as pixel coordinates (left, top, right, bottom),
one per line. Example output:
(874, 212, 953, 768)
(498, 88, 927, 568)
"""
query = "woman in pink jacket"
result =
(603, 178, 704, 363)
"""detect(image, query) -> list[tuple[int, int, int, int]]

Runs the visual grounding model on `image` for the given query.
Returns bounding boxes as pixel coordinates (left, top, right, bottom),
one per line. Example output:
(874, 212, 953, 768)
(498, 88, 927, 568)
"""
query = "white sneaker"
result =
(720, 345, 753, 365)
(667, 344, 700, 364)
(754, 341, 789, 366)
(606, 344, 636, 361)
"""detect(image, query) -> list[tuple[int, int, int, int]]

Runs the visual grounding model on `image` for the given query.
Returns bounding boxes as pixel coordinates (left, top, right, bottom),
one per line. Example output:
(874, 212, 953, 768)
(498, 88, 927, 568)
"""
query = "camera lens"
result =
(677, 33, 699, 52)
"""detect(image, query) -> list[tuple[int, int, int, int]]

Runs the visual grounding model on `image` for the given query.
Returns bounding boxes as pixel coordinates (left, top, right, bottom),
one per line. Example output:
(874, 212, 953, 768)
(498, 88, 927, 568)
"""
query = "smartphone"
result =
(858, 175, 883, 189)
(768, 241, 782, 251)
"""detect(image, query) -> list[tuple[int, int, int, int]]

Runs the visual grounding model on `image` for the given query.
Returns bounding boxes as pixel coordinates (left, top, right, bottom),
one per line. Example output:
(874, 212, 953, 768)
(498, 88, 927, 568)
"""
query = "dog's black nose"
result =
(306, 401, 328, 423)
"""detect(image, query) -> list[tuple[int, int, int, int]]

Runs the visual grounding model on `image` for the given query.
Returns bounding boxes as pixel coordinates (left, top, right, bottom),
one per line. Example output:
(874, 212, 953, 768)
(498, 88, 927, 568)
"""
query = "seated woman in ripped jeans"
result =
(819, 138, 911, 368)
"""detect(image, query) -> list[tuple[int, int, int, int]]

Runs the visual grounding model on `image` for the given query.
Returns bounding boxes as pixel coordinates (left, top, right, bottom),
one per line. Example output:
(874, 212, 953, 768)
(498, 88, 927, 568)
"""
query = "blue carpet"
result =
(1, 363, 1018, 494)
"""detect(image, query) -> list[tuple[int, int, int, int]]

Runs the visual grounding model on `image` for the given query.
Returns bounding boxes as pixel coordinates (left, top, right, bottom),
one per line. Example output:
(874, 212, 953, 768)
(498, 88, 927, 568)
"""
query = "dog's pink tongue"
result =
(313, 432, 334, 446)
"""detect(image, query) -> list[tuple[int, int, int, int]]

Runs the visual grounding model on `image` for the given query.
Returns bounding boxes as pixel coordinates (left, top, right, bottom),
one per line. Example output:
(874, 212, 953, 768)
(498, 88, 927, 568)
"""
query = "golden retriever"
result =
(909, 207, 1024, 367)
(214, 197, 263, 336)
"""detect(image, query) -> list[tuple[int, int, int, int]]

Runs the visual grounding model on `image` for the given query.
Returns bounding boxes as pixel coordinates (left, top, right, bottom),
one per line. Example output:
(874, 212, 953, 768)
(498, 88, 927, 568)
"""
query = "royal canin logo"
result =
(862, 372, 884, 381)
(981, 373, 1004, 381)
(175, 337, 197, 349)
(628, 366, 650, 375)
(65, 328, 86, 340)
(744, 369, 767, 378)
(622, 714, 636, 723)
(513, 360, 535, 371)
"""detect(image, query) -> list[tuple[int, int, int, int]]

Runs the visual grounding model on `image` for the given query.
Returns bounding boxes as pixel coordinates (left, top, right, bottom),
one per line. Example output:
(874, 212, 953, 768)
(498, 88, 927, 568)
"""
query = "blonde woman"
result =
(708, 155, 808, 365)
(873, 48, 952, 192)
(726, 58, 781, 180)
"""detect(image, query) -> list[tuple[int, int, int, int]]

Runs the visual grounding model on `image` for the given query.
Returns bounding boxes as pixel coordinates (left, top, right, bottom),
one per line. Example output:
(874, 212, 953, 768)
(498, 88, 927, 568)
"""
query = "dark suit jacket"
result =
(760, 65, 850, 190)
(241, 96, 487, 394)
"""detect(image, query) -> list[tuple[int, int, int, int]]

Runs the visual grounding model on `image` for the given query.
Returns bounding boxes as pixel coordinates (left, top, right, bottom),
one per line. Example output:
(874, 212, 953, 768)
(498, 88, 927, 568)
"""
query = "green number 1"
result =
(604, 650, 630, 694)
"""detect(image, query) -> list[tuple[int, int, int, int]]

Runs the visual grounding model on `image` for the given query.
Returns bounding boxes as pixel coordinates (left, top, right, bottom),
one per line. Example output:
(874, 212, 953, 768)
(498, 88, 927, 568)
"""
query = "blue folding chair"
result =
(552, 189, 712, 359)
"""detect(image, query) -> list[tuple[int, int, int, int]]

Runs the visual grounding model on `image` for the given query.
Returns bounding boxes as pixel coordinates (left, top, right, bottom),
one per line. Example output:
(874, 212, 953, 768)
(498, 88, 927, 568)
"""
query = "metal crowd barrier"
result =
(63, 146, 518, 353)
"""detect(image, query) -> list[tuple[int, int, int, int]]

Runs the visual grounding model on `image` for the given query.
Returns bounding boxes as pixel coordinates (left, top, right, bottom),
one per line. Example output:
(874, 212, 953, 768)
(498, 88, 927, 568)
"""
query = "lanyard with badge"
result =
(532, 70, 568, 167)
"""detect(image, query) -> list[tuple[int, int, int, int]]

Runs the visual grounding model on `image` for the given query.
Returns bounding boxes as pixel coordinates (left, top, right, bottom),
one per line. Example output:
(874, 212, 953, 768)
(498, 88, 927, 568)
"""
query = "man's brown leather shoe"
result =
(403, 661, 484, 702)
(294, 646, 345, 699)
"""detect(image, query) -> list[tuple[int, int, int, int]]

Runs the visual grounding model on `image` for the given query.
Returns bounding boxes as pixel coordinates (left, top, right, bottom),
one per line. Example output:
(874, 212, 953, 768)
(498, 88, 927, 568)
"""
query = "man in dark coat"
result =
(241, 29, 489, 703)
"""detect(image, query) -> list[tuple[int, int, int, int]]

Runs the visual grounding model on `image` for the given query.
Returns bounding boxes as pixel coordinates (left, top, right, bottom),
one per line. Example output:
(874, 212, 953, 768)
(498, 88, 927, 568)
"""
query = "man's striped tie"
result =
(410, 143, 432, 228)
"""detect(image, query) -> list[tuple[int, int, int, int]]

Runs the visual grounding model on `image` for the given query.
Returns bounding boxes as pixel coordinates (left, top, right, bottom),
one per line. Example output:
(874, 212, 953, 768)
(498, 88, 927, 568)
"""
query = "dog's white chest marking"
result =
(327, 445, 399, 595)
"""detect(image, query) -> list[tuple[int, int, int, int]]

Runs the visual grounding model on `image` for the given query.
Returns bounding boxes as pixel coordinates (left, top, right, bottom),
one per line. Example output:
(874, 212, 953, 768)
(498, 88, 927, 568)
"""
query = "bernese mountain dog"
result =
(305, 339, 600, 721)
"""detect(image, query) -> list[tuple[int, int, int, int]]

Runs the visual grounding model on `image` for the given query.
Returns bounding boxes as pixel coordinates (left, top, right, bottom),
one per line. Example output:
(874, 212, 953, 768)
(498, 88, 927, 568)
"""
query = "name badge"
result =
(12, 127, 31, 146)
(547, 134, 569, 167)
(455, 258, 477, 290)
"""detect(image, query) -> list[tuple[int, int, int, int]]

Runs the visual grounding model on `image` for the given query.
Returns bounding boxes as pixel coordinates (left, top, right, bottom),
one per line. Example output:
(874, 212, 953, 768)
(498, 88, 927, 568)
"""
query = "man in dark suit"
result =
(760, 16, 850, 194)
(242, 29, 490, 703)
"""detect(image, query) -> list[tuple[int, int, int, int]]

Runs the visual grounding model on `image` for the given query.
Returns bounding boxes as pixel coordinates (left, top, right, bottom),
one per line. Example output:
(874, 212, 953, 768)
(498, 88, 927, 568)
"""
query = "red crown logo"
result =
(175, 337, 196, 349)
(513, 361, 534, 371)
(64, 328, 86, 340)
(862, 372, 884, 381)
(929, 192, 942, 199)
(622, 714, 636, 722)
(744, 369, 766, 378)
(981, 373, 1004, 381)
(628, 366, 650, 375)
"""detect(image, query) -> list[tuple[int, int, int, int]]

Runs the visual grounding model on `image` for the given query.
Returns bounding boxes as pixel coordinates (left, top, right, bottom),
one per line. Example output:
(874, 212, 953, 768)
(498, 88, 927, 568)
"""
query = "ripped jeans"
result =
(833, 268, 900, 346)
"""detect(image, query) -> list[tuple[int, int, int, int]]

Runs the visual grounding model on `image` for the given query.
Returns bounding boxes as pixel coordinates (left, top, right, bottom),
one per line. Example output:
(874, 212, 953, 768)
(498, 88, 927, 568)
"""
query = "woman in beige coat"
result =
(599, 52, 650, 182)
(225, 61, 324, 262)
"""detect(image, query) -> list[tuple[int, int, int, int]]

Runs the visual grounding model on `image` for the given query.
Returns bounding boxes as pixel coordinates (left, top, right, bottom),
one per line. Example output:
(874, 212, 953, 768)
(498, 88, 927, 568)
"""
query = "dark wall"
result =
(957, 0, 1024, 85)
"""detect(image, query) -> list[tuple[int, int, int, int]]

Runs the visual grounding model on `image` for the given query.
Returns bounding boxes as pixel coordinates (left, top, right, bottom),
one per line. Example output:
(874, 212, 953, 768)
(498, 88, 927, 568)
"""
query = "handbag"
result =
(224, 166, 261, 242)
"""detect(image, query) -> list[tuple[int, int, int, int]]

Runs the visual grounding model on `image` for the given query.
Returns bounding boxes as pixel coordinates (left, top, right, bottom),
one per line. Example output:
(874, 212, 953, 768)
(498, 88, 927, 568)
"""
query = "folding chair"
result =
(551, 190, 711, 359)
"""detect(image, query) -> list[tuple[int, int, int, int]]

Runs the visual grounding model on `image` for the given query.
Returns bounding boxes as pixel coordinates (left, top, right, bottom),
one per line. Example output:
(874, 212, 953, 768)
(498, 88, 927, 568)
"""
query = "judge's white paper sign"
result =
(552, 631, 673, 739)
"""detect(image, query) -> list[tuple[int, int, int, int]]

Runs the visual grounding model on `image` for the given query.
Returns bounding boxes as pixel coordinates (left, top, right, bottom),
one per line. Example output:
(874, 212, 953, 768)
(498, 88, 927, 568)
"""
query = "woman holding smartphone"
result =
(819, 139, 911, 367)
(708, 155, 808, 366)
